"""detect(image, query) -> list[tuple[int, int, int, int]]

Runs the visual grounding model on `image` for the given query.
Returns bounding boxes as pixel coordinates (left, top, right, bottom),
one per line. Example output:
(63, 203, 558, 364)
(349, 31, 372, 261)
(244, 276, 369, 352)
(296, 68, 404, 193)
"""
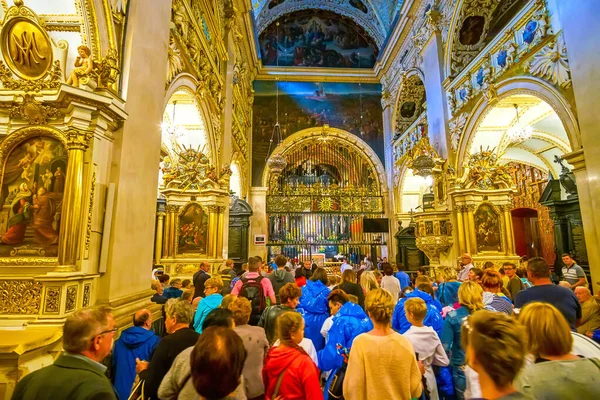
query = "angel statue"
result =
(67, 46, 94, 87)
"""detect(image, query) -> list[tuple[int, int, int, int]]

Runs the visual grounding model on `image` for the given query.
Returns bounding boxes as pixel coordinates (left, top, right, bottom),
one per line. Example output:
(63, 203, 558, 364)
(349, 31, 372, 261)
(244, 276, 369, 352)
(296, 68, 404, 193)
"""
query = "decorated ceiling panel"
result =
(258, 9, 379, 68)
(254, 0, 388, 49)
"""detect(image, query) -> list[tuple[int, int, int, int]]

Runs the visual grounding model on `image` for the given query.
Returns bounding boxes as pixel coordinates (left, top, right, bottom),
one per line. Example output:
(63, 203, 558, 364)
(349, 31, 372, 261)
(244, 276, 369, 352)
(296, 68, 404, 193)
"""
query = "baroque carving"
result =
(167, 36, 184, 84)
(65, 128, 94, 151)
(449, 112, 468, 152)
(9, 94, 60, 124)
(0, 280, 43, 315)
(394, 74, 426, 138)
(460, 148, 514, 190)
(66, 285, 77, 312)
(83, 283, 91, 307)
(85, 171, 97, 252)
(44, 286, 61, 314)
(526, 36, 571, 88)
(161, 145, 221, 191)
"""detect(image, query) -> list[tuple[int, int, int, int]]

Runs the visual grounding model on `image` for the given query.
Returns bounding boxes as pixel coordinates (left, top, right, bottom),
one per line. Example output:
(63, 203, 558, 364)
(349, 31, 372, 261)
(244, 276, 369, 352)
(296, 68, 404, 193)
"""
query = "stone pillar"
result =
(56, 129, 93, 272)
(155, 212, 165, 264)
(552, 0, 600, 290)
(381, 91, 396, 260)
(97, 0, 171, 304)
(419, 11, 450, 159)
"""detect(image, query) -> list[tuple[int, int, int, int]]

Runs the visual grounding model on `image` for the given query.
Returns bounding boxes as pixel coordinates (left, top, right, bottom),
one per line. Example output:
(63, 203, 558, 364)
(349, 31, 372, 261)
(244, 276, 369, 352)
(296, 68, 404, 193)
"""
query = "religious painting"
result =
(259, 10, 378, 68)
(0, 137, 67, 257)
(349, 0, 368, 13)
(177, 204, 208, 255)
(475, 204, 502, 252)
(252, 80, 384, 185)
(459, 16, 486, 46)
(400, 101, 417, 118)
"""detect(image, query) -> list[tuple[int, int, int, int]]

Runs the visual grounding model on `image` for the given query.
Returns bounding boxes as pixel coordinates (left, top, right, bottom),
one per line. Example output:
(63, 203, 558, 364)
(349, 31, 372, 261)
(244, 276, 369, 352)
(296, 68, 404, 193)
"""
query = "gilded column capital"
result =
(466, 204, 478, 213)
(206, 205, 225, 214)
(501, 204, 513, 212)
(165, 204, 181, 213)
(64, 129, 93, 151)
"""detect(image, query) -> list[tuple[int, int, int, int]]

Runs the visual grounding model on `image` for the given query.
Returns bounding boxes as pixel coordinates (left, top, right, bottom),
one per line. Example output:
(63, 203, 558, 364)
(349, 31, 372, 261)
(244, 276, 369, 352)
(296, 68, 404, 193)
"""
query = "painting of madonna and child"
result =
(259, 10, 378, 68)
(0, 137, 67, 257)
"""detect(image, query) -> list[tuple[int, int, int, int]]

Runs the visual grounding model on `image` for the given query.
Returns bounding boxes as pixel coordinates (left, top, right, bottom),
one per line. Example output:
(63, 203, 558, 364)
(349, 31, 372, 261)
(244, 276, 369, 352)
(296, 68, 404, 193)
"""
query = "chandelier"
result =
(265, 22, 287, 176)
(161, 100, 186, 139)
(506, 103, 532, 144)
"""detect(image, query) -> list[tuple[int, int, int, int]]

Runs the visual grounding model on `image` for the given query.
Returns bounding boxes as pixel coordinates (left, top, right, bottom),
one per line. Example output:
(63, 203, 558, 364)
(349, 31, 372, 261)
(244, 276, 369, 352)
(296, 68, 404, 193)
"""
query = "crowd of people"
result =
(11, 253, 600, 400)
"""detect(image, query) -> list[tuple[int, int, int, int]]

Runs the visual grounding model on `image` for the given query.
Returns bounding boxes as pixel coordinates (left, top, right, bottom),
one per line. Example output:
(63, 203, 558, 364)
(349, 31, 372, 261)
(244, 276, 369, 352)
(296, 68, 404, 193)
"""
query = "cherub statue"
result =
(67, 46, 94, 87)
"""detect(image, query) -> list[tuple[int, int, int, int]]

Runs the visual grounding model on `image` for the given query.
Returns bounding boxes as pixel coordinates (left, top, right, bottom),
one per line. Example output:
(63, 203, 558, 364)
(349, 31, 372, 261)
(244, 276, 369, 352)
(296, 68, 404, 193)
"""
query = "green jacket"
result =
(11, 354, 117, 400)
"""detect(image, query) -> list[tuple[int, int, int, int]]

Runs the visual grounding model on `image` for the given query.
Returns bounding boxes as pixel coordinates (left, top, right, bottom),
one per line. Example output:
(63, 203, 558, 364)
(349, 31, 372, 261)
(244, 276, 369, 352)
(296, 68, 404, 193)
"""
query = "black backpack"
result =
(219, 269, 235, 295)
(239, 275, 266, 325)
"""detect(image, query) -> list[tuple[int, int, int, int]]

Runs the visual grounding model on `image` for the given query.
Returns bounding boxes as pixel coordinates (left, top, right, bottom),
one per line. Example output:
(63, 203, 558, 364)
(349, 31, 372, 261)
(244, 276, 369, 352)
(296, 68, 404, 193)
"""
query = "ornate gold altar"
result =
(449, 149, 520, 266)
(156, 146, 230, 276)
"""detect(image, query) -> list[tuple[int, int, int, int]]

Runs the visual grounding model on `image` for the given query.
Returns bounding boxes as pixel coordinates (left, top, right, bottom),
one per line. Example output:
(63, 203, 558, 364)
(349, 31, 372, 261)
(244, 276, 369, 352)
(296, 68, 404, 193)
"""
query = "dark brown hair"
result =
(274, 254, 287, 267)
(191, 327, 247, 399)
(382, 263, 393, 276)
(342, 269, 357, 283)
(416, 283, 434, 297)
(526, 257, 550, 279)
(328, 289, 349, 305)
(311, 267, 328, 285)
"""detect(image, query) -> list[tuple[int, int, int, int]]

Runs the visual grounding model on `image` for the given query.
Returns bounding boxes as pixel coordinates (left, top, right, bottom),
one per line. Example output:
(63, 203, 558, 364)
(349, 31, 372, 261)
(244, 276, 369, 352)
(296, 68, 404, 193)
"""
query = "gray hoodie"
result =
(268, 269, 295, 302)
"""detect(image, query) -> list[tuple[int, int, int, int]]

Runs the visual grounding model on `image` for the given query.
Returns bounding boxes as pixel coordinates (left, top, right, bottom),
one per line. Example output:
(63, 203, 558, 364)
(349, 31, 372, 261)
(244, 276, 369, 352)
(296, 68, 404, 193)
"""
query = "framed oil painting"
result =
(475, 204, 502, 252)
(0, 136, 67, 258)
(177, 203, 208, 255)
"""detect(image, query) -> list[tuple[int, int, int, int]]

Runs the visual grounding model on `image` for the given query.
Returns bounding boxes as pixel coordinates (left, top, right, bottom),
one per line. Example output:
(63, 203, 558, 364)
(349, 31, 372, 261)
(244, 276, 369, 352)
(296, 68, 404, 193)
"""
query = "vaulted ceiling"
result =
(252, 0, 404, 68)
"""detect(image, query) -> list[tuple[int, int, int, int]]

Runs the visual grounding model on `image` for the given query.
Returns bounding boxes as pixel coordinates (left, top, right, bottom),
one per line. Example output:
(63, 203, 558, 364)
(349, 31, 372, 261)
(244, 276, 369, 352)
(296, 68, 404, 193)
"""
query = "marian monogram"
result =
(2, 17, 53, 80)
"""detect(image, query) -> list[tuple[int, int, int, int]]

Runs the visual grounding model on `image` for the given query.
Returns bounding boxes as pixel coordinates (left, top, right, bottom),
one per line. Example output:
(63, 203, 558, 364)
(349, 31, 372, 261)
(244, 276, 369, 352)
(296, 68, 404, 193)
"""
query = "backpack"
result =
(239, 275, 266, 325)
(219, 269, 234, 295)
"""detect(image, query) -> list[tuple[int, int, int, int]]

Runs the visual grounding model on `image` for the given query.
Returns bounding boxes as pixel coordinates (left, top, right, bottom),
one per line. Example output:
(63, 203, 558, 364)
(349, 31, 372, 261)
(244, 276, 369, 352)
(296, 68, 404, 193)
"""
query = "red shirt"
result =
(263, 345, 323, 400)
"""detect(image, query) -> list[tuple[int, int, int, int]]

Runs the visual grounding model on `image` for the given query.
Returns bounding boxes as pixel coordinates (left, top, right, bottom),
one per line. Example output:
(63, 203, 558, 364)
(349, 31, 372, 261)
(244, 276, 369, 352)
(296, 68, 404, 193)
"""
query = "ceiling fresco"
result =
(258, 9, 379, 68)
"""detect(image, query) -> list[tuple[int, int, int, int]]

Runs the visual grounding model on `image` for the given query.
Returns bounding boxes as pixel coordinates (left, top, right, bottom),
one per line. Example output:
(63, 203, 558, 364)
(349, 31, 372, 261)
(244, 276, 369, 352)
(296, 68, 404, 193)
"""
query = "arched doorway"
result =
(262, 127, 387, 265)
(462, 89, 583, 271)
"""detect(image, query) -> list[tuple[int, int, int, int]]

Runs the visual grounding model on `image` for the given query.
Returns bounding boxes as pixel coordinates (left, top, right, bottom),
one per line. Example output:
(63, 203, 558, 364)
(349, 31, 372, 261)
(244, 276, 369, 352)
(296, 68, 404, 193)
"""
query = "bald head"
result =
(574, 287, 592, 303)
(133, 309, 152, 329)
(460, 253, 472, 266)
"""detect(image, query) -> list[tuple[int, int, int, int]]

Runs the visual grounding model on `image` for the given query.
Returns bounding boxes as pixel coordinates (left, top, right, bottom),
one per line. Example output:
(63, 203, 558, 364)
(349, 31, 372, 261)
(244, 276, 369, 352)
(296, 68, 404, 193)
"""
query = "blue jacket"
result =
(436, 281, 461, 307)
(162, 287, 183, 299)
(441, 306, 470, 366)
(297, 280, 330, 351)
(318, 302, 372, 400)
(113, 326, 160, 400)
(193, 293, 223, 333)
(395, 271, 411, 290)
(392, 288, 443, 336)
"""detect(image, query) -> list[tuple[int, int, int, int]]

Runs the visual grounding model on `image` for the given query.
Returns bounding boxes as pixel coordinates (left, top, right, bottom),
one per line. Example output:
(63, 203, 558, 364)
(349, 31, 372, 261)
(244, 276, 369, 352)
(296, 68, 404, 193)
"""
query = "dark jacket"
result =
(192, 269, 210, 298)
(297, 280, 330, 351)
(333, 281, 365, 308)
(162, 287, 183, 299)
(11, 354, 117, 400)
(268, 269, 295, 303)
(112, 326, 160, 400)
(151, 293, 167, 304)
(139, 328, 199, 400)
(258, 305, 296, 344)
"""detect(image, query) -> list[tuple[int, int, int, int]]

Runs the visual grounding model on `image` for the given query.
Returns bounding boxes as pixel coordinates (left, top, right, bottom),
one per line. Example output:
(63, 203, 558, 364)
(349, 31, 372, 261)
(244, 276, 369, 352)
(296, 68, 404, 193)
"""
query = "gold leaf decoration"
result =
(0, 280, 43, 314)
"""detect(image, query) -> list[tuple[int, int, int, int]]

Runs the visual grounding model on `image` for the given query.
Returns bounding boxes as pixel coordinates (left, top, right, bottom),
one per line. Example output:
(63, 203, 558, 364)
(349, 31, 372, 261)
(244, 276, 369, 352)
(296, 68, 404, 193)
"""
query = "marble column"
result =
(381, 90, 397, 260)
(552, 0, 600, 290)
(419, 13, 451, 160)
(97, 0, 171, 302)
(56, 129, 93, 272)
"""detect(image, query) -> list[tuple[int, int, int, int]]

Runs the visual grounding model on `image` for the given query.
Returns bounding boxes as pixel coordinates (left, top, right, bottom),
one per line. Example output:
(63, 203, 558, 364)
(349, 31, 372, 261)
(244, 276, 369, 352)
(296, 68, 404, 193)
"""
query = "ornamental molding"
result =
(526, 35, 571, 88)
(0, 280, 43, 315)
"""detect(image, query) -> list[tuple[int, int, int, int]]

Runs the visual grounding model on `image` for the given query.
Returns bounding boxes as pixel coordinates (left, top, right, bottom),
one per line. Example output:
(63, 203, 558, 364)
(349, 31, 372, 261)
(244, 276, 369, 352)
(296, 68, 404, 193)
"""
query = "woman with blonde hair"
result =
(360, 271, 379, 295)
(441, 281, 485, 400)
(515, 302, 600, 397)
(436, 266, 462, 307)
(344, 289, 423, 400)
(461, 310, 530, 399)
(262, 312, 323, 399)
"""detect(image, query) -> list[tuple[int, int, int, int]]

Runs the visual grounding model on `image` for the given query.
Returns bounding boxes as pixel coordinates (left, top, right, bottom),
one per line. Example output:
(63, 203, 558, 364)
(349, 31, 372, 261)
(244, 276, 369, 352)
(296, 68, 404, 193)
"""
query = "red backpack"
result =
(239, 275, 266, 325)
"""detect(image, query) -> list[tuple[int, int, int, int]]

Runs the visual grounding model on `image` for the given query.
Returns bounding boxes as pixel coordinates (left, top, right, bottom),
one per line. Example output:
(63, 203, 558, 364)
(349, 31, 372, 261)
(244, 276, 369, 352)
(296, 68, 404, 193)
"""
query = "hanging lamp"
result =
(506, 103, 533, 143)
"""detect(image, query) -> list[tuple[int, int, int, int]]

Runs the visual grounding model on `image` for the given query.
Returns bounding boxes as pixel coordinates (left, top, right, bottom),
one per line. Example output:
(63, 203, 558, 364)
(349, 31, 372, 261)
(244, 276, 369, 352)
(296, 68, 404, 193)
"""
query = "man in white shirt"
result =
(457, 253, 474, 282)
(340, 258, 352, 274)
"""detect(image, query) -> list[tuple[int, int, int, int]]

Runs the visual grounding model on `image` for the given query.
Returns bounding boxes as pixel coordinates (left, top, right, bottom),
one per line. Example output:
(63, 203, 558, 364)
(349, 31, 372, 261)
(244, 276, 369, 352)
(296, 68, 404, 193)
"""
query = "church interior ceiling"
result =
(252, 80, 383, 185)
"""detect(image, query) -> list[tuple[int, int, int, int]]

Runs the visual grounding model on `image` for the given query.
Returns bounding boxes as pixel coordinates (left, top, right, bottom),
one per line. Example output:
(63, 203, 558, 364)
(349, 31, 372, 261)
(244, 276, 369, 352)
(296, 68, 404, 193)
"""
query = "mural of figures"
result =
(0, 137, 67, 256)
(252, 80, 384, 185)
(259, 10, 378, 68)
(178, 204, 208, 254)
(475, 204, 502, 252)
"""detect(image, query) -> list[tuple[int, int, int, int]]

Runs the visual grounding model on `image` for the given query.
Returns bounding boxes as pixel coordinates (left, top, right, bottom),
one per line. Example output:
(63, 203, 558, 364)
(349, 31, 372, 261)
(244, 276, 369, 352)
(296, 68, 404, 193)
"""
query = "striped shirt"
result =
(483, 292, 513, 315)
(562, 264, 586, 286)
